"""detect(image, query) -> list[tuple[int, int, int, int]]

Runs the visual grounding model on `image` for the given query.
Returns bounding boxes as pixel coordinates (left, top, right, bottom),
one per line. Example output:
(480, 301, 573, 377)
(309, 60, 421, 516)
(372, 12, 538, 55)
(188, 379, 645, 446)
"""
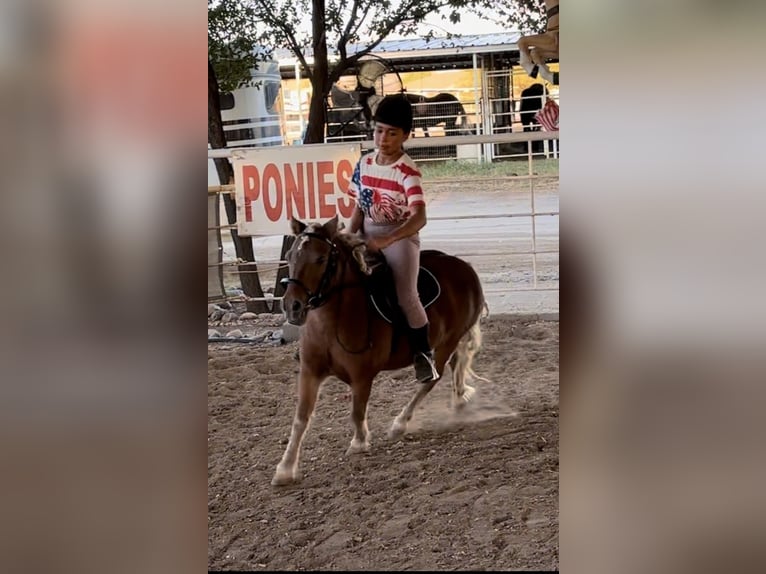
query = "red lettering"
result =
(335, 159, 355, 218)
(336, 159, 352, 192)
(306, 162, 316, 219)
(262, 163, 282, 222)
(242, 165, 260, 222)
(241, 157, 359, 227)
(283, 163, 306, 220)
(316, 161, 335, 218)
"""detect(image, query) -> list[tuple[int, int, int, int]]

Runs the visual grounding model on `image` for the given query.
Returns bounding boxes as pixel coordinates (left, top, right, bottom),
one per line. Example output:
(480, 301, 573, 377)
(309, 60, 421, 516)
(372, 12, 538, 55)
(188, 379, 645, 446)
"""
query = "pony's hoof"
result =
(455, 384, 476, 410)
(388, 421, 406, 440)
(345, 440, 370, 455)
(271, 466, 296, 486)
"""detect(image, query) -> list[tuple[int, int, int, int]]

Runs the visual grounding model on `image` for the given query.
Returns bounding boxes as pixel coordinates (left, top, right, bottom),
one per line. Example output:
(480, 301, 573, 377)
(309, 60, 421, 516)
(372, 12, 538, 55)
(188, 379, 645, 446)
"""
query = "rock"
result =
(226, 329, 244, 338)
(208, 329, 222, 339)
(239, 312, 258, 321)
(281, 322, 301, 343)
(208, 304, 218, 317)
(210, 309, 225, 321)
(222, 312, 238, 323)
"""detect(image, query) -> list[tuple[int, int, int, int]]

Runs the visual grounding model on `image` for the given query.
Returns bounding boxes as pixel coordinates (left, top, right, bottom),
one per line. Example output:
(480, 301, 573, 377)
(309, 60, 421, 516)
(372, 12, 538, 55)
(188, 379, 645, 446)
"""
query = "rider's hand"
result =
(366, 236, 391, 252)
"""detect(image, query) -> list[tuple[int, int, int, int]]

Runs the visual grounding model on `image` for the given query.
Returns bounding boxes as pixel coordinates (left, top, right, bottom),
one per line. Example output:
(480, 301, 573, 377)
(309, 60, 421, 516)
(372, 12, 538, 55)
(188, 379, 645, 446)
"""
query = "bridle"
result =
(280, 232, 339, 310)
(280, 230, 373, 353)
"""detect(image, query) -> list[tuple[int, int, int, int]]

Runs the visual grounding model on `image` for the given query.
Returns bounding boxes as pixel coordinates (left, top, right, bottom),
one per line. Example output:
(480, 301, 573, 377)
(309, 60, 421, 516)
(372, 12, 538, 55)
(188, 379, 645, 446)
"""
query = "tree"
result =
(475, 0, 546, 35)
(208, 0, 270, 312)
(246, 0, 544, 144)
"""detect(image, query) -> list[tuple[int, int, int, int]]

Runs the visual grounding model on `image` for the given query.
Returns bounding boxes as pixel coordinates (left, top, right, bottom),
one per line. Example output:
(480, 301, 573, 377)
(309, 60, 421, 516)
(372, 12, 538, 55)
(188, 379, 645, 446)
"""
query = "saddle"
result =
(363, 250, 442, 326)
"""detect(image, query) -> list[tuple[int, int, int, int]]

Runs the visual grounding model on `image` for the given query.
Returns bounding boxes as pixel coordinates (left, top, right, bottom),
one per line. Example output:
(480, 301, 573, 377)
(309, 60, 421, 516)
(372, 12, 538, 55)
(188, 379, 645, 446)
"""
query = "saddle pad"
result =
(369, 266, 441, 324)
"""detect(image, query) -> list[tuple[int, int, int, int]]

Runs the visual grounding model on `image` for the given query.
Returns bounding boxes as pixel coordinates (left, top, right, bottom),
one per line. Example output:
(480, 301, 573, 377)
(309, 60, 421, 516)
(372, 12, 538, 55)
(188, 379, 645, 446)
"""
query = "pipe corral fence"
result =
(208, 129, 559, 316)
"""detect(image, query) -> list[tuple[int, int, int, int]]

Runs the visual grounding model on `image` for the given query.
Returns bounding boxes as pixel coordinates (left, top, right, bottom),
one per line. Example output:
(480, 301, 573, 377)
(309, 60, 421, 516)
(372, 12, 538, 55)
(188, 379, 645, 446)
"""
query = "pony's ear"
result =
(323, 215, 339, 237)
(290, 217, 307, 236)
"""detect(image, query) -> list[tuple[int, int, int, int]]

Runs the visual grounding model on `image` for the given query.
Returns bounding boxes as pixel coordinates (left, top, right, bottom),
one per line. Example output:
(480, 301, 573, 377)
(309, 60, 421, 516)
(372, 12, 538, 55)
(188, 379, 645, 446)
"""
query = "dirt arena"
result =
(208, 312, 559, 571)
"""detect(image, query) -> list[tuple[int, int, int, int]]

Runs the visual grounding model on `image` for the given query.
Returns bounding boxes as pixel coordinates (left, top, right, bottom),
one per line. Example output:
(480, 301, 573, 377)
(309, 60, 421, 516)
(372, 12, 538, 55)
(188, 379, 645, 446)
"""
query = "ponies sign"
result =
(232, 143, 361, 236)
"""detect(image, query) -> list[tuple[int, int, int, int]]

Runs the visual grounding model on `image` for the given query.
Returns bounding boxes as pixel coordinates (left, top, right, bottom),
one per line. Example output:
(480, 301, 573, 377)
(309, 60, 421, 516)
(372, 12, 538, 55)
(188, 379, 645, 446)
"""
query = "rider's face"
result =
(373, 122, 409, 157)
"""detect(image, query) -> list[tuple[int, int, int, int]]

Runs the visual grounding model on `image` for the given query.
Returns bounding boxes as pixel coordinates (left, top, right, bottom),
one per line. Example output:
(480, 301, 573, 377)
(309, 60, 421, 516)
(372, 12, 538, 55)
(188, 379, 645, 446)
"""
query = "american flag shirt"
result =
(346, 152, 424, 224)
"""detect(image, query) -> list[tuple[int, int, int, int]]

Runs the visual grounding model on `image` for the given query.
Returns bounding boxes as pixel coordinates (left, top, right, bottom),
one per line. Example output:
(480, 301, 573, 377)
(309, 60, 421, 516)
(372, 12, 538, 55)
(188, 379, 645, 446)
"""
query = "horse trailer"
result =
(208, 57, 285, 186)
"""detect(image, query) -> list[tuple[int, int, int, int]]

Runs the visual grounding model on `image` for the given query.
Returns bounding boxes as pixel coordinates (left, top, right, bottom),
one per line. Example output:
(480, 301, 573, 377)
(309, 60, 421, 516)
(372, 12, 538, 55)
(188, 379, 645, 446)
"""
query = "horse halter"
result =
(281, 232, 338, 309)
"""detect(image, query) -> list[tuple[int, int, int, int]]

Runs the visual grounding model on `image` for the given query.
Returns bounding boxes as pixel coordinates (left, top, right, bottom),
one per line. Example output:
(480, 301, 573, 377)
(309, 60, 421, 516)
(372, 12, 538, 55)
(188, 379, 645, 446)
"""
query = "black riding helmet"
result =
(373, 94, 413, 133)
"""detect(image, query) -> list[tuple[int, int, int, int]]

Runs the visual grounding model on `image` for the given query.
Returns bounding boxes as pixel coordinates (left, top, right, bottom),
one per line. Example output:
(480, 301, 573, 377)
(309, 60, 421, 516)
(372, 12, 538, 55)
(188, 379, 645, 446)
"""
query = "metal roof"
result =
(277, 31, 522, 67)
(352, 32, 521, 55)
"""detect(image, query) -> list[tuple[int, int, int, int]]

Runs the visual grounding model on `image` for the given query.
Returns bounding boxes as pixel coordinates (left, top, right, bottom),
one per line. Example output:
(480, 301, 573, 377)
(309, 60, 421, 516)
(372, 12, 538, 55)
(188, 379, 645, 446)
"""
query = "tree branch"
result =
(349, 2, 373, 42)
(251, 0, 314, 80)
(349, 0, 457, 63)
(337, 0, 361, 63)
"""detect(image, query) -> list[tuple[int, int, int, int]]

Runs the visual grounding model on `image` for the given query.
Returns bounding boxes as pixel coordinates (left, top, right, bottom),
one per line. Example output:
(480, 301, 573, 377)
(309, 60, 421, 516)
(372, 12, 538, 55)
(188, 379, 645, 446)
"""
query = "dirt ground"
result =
(208, 312, 559, 571)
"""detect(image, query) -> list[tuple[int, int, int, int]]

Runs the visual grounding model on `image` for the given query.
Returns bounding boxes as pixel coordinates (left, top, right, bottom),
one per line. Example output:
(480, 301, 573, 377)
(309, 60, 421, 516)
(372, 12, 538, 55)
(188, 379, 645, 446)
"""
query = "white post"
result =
(481, 63, 493, 163)
(472, 53, 482, 162)
(528, 137, 538, 289)
(295, 62, 305, 139)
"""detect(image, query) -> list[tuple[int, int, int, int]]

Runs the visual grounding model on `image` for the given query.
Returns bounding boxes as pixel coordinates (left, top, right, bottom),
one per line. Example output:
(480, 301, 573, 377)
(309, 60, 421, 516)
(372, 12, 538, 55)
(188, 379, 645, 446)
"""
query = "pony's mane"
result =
(298, 222, 372, 276)
(333, 229, 373, 276)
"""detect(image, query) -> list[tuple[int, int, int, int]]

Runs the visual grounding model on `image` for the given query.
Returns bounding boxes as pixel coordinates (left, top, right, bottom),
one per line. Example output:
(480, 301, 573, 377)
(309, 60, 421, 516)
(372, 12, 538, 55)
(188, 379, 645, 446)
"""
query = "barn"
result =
(275, 32, 559, 162)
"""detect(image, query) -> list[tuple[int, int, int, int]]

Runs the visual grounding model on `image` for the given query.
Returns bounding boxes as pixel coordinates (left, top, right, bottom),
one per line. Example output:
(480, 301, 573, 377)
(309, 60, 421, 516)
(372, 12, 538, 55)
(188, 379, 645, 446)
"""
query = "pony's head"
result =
(281, 216, 340, 325)
(281, 215, 373, 325)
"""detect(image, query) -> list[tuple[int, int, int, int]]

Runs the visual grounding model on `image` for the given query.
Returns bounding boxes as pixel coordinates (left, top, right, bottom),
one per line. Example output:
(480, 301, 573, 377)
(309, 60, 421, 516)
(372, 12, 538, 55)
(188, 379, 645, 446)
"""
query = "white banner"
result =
(232, 143, 362, 236)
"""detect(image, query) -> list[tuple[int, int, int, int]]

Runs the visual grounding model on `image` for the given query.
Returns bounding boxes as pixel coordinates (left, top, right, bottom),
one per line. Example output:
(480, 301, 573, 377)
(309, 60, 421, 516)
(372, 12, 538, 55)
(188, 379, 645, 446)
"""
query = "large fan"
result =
(357, 59, 388, 90)
(356, 56, 403, 96)
(326, 56, 404, 140)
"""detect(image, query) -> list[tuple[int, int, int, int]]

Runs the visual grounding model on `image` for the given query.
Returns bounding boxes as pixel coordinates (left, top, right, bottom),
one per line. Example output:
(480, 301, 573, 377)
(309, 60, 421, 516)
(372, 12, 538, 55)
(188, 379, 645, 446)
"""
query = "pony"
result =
(518, 0, 560, 85)
(362, 91, 469, 137)
(404, 92, 469, 136)
(272, 215, 487, 486)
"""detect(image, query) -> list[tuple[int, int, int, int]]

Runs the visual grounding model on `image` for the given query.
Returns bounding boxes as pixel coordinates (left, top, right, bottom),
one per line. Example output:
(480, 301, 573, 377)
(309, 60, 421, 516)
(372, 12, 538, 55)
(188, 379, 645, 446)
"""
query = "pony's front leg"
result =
(530, 33, 559, 84)
(272, 369, 323, 486)
(518, 37, 538, 77)
(530, 50, 554, 84)
(346, 380, 372, 455)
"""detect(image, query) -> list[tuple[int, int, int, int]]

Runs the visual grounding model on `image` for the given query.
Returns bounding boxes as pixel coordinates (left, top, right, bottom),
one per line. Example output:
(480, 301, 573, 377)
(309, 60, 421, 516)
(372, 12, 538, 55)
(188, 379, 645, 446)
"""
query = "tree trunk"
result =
(208, 60, 268, 313)
(273, 235, 296, 301)
(303, 0, 330, 144)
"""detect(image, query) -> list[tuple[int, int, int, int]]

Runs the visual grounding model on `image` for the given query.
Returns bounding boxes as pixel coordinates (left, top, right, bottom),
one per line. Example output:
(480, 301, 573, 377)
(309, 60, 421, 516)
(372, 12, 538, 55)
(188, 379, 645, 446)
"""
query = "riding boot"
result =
(409, 323, 438, 383)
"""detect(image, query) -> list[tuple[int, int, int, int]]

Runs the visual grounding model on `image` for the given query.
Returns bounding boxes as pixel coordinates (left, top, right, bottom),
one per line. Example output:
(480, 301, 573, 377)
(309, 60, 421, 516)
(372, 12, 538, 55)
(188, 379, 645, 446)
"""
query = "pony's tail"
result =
(450, 313, 490, 406)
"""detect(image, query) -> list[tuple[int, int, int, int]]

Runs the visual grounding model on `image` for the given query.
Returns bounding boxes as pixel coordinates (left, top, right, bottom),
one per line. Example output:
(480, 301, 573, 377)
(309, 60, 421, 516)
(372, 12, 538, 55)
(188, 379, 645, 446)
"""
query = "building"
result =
(275, 32, 559, 161)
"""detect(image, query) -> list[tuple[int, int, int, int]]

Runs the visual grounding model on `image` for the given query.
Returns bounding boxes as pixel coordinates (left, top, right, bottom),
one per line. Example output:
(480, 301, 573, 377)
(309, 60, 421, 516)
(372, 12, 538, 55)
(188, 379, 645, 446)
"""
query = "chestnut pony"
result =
(272, 215, 486, 486)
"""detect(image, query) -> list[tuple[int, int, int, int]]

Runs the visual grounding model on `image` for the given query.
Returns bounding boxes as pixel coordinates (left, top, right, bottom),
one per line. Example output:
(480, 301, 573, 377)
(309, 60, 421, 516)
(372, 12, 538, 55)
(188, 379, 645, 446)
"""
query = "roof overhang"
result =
(278, 32, 524, 78)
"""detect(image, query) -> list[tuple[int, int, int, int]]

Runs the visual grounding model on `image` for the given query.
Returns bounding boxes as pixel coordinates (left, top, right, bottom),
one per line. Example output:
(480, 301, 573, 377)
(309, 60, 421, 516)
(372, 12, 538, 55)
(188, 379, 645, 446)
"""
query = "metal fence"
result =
(318, 67, 559, 163)
(208, 131, 558, 312)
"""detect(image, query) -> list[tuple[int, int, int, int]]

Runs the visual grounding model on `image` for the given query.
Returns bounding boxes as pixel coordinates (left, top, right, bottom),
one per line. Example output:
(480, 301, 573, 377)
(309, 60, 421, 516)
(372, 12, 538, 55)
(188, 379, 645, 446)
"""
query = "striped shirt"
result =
(346, 151, 424, 224)
(535, 99, 559, 132)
